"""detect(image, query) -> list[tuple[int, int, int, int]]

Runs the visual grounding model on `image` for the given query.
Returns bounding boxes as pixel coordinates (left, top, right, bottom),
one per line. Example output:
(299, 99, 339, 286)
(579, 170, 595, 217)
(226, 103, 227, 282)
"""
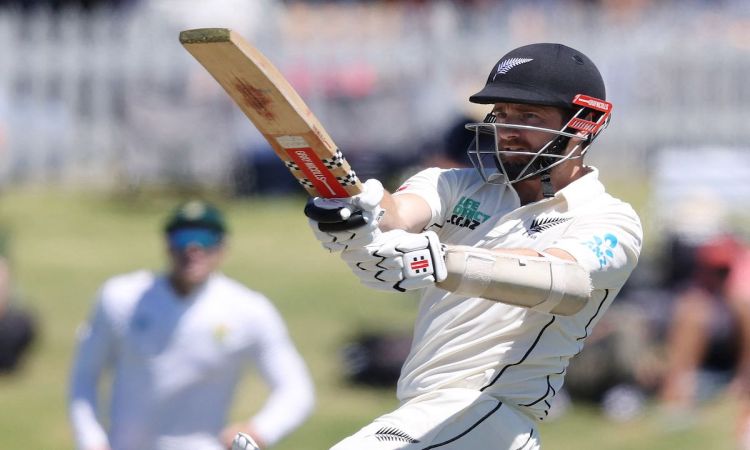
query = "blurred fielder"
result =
(304, 43, 643, 449)
(69, 200, 314, 450)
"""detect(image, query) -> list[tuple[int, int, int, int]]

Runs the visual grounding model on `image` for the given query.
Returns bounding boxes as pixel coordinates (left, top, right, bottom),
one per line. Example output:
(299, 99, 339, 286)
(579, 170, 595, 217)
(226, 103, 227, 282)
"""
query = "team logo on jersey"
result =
(585, 233, 619, 268)
(526, 216, 572, 236)
(447, 196, 490, 230)
(493, 57, 533, 80)
(374, 427, 419, 444)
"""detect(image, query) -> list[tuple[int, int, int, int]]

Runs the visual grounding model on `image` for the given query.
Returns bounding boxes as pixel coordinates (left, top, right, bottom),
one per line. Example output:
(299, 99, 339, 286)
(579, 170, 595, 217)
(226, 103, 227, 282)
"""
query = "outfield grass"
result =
(0, 189, 740, 449)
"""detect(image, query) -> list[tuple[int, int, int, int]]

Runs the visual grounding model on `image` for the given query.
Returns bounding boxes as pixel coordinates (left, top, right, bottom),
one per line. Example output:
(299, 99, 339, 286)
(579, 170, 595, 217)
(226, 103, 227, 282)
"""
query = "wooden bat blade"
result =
(179, 28, 362, 198)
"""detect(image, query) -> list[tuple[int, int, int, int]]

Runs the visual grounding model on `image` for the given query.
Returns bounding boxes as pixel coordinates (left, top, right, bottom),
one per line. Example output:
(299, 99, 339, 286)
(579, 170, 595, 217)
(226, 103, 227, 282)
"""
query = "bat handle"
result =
(305, 198, 385, 243)
(317, 210, 369, 232)
(305, 199, 351, 222)
(305, 199, 374, 232)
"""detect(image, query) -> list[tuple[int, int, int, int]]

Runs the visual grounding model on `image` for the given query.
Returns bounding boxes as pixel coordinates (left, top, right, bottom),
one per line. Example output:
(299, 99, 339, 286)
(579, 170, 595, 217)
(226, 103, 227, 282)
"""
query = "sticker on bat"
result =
(275, 136, 309, 149)
(284, 147, 349, 198)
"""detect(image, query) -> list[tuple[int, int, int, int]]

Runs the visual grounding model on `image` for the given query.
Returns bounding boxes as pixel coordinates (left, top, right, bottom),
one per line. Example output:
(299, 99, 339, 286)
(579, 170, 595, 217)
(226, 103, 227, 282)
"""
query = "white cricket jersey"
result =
(69, 271, 314, 450)
(393, 167, 642, 420)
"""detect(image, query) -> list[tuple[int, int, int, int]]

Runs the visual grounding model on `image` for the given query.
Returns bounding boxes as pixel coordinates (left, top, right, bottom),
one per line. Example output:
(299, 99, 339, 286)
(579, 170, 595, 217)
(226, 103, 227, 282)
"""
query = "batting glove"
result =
(341, 229, 447, 292)
(304, 178, 384, 252)
(232, 433, 260, 450)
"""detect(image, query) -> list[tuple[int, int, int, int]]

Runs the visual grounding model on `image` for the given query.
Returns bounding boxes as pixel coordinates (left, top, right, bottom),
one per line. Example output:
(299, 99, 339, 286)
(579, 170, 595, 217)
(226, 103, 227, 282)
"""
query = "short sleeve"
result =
(549, 205, 643, 290)
(393, 168, 463, 228)
(242, 296, 314, 446)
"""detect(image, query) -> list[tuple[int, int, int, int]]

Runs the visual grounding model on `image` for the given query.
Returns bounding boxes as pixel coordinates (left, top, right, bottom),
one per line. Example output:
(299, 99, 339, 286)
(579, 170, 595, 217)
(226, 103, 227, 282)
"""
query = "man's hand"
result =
(341, 229, 447, 292)
(304, 179, 385, 252)
(221, 423, 263, 450)
(231, 433, 261, 450)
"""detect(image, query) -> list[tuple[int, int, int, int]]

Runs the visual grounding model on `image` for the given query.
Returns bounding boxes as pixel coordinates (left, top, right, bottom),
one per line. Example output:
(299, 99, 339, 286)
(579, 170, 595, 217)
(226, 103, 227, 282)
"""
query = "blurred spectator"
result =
(553, 193, 750, 426)
(418, 93, 487, 170)
(68, 200, 314, 450)
(420, 113, 476, 169)
(658, 234, 750, 445)
(0, 254, 37, 374)
(559, 230, 750, 445)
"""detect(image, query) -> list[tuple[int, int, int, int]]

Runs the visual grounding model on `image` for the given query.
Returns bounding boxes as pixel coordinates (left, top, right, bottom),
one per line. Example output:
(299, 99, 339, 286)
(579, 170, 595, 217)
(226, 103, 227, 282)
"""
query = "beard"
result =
(495, 136, 570, 182)
(496, 155, 548, 182)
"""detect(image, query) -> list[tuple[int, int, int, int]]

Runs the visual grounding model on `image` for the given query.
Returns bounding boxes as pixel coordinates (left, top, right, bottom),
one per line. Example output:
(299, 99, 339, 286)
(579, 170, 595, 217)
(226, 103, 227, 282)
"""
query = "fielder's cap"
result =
(470, 43, 606, 108)
(695, 235, 743, 269)
(164, 200, 226, 248)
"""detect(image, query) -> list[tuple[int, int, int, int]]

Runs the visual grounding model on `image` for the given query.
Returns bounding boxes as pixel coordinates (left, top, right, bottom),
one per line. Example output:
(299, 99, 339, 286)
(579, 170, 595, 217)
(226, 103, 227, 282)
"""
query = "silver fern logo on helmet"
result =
(493, 58, 533, 80)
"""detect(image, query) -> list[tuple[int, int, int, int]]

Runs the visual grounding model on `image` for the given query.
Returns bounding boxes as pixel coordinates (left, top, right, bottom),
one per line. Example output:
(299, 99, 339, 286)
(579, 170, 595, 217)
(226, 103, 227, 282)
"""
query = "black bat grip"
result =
(304, 198, 368, 231)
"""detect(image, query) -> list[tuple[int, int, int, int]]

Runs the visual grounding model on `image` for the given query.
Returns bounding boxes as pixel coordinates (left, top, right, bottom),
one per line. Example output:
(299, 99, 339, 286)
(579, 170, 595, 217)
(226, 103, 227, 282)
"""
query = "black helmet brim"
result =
(469, 83, 573, 109)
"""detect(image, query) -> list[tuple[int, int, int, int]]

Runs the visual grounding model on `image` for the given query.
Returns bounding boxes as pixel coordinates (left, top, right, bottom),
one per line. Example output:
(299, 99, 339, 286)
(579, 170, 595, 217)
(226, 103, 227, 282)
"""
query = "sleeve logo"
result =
(585, 233, 619, 269)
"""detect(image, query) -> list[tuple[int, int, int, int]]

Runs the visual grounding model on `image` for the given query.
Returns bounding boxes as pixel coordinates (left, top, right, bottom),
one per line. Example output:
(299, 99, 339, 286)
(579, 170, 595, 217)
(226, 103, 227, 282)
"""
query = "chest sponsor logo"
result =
(526, 216, 572, 236)
(447, 196, 490, 230)
(585, 233, 619, 268)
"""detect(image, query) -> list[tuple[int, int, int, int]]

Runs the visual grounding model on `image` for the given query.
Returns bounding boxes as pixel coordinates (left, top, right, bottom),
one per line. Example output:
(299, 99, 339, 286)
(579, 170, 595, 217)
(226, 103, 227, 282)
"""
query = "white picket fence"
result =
(1, 1, 749, 190)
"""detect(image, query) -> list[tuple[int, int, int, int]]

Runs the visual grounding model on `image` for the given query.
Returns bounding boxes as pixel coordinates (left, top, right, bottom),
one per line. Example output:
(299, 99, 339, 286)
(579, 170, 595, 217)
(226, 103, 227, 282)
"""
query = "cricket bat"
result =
(179, 28, 362, 199)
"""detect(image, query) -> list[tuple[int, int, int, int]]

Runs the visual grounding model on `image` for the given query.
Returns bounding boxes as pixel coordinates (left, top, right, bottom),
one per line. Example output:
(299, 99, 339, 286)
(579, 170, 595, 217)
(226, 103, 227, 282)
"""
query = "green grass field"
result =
(0, 190, 740, 449)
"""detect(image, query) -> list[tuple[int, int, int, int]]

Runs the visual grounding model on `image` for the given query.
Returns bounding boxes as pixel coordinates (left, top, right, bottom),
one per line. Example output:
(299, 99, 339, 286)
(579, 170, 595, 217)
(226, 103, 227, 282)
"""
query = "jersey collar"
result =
(553, 166, 605, 210)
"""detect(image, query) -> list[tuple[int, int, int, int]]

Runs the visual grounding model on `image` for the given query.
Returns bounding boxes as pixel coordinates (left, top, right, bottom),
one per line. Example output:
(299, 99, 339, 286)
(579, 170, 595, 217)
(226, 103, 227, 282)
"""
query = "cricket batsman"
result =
(302, 43, 644, 449)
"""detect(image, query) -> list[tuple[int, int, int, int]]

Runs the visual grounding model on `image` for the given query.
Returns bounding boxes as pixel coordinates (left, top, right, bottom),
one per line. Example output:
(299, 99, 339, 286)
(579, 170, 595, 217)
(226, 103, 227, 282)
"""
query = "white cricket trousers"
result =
(330, 388, 541, 450)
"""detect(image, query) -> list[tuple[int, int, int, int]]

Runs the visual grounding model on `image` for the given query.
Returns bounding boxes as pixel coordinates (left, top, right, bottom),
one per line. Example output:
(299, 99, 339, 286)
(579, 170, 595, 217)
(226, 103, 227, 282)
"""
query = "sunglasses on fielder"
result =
(167, 228, 224, 251)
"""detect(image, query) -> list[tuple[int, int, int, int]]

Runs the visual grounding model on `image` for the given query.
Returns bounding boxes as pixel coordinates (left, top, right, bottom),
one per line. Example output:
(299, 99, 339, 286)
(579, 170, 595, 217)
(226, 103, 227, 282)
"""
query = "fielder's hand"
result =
(304, 178, 385, 252)
(341, 229, 447, 292)
(231, 433, 260, 450)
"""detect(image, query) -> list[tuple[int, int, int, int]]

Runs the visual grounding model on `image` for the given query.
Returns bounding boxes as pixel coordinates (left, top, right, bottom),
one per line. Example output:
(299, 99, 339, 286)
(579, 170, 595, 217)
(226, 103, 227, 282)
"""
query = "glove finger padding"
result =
(232, 433, 260, 450)
(340, 230, 409, 262)
(341, 229, 447, 292)
(306, 206, 382, 252)
(360, 275, 436, 292)
(340, 247, 372, 262)
(348, 258, 403, 272)
(394, 233, 434, 252)
(396, 274, 437, 290)
(370, 268, 404, 282)
(304, 179, 385, 252)
(307, 220, 348, 252)
(342, 243, 403, 272)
